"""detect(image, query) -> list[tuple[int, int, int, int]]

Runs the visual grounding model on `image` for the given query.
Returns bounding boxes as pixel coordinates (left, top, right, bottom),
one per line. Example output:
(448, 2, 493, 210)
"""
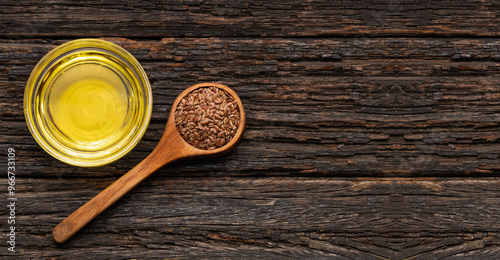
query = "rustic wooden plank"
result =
(1, 177, 499, 259)
(0, 0, 500, 38)
(3, 37, 500, 64)
(1, 38, 499, 177)
(3, 38, 500, 84)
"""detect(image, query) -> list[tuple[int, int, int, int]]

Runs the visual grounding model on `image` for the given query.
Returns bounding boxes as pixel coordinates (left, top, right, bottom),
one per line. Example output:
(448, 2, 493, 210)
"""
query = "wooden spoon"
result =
(52, 82, 246, 243)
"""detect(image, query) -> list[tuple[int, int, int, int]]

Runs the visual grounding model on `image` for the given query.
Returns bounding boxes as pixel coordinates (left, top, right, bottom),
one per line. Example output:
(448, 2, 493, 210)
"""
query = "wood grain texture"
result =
(0, 0, 499, 37)
(1, 177, 499, 259)
(1, 0, 500, 259)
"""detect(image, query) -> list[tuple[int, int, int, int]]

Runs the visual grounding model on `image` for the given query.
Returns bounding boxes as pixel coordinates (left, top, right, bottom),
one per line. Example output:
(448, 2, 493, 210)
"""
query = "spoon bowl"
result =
(160, 82, 246, 161)
(52, 82, 245, 243)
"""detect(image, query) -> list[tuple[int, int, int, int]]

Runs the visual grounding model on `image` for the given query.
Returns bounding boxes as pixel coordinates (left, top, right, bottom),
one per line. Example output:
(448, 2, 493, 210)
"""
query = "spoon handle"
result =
(52, 150, 168, 244)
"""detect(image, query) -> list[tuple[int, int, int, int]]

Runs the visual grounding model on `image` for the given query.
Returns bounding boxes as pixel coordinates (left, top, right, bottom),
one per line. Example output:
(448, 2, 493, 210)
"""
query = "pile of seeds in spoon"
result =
(175, 86, 241, 150)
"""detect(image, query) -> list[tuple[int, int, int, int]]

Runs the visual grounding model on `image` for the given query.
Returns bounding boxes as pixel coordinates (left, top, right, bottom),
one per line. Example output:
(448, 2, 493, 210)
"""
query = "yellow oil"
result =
(47, 56, 131, 150)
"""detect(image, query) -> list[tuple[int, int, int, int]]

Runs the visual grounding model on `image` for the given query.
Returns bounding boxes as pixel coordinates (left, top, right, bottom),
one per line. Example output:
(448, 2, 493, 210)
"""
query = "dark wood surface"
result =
(1, 1, 499, 259)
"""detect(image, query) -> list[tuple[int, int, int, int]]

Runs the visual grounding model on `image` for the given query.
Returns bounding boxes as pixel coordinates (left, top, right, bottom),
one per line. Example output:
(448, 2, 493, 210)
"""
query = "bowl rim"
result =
(24, 38, 153, 167)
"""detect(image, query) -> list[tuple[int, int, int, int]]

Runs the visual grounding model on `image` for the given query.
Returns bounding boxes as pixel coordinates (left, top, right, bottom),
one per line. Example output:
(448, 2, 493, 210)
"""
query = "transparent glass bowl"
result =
(24, 39, 152, 167)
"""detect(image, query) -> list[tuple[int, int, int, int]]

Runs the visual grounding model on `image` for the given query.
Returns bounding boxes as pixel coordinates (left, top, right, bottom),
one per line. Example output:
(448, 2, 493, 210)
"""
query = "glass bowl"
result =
(24, 39, 152, 167)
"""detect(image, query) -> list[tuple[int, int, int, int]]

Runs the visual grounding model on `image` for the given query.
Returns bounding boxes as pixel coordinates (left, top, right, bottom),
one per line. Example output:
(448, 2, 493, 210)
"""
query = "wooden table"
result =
(1, 1, 500, 259)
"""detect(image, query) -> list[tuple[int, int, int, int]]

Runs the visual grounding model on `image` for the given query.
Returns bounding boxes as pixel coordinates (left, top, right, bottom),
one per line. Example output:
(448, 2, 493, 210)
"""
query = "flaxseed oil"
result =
(44, 52, 136, 151)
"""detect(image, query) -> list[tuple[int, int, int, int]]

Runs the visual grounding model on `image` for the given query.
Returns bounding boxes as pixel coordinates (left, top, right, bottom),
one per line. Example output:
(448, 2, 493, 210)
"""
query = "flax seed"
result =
(175, 86, 241, 150)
